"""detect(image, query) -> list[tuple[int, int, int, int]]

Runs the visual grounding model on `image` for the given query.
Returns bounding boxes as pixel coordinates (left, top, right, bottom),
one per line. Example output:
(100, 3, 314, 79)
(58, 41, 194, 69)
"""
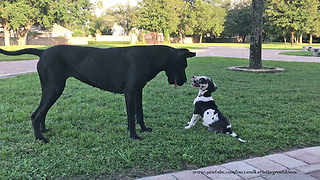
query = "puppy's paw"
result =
(202, 122, 209, 127)
(184, 122, 194, 129)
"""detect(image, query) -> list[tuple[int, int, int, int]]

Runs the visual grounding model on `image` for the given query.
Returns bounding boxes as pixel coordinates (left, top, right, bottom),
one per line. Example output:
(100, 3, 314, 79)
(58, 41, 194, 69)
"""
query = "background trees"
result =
(1, 0, 320, 46)
(0, 0, 92, 46)
(265, 0, 320, 46)
(223, 0, 252, 42)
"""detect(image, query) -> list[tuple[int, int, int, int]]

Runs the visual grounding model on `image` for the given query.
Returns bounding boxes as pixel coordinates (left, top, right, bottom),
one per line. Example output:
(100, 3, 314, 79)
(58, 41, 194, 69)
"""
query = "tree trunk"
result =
(17, 25, 31, 46)
(249, 0, 263, 69)
(290, 32, 294, 47)
(3, 21, 11, 46)
(152, 31, 158, 45)
(309, 34, 313, 45)
(299, 35, 302, 44)
(242, 35, 247, 43)
(179, 29, 183, 44)
(283, 36, 287, 44)
(199, 34, 203, 44)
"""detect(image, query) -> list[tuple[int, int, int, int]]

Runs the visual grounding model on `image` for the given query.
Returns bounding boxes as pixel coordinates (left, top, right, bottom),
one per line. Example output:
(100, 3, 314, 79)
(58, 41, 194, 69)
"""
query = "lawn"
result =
(279, 51, 314, 56)
(1, 56, 319, 179)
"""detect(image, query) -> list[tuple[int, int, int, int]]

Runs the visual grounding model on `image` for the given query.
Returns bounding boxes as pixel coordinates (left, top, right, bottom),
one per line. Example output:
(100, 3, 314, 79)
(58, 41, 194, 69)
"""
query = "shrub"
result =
(88, 41, 131, 45)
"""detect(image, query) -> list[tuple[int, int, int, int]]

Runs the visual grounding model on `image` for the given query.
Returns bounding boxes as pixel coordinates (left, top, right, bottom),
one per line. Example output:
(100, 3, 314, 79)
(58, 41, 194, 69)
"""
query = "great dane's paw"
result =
(36, 137, 49, 143)
(41, 129, 51, 133)
(130, 135, 143, 140)
(141, 127, 152, 133)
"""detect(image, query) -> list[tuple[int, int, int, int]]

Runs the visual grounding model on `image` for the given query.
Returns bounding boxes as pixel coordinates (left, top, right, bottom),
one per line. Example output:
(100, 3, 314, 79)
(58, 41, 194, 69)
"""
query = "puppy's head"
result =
(191, 76, 217, 93)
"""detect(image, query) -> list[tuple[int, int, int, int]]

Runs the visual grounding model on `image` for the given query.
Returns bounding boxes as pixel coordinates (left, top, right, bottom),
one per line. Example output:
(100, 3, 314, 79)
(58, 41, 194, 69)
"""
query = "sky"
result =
(90, 0, 138, 16)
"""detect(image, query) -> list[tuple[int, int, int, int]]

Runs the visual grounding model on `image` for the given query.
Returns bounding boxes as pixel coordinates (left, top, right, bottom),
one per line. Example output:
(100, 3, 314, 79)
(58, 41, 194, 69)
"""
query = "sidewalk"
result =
(1, 47, 320, 180)
(137, 146, 320, 180)
(0, 59, 38, 79)
(195, 46, 320, 63)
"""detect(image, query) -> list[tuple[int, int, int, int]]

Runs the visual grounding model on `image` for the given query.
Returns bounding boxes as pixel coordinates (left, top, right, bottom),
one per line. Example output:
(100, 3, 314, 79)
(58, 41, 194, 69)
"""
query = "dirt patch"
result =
(228, 66, 285, 73)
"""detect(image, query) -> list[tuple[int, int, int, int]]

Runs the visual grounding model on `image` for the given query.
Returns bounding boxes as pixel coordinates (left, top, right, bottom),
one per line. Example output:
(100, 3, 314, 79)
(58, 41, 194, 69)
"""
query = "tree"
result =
(0, 1, 14, 46)
(300, 0, 320, 44)
(266, 0, 316, 47)
(223, 0, 252, 42)
(0, 0, 93, 46)
(249, 0, 263, 69)
(187, 0, 226, 43)
(177, 1, 194, 43)
(104, 3, 138, 35)
(136, 0, 181, 44)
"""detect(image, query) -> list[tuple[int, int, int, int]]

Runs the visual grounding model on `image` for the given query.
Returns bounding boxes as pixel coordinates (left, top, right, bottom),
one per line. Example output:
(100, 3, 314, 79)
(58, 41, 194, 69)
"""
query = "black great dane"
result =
(0, 45, 196, 143)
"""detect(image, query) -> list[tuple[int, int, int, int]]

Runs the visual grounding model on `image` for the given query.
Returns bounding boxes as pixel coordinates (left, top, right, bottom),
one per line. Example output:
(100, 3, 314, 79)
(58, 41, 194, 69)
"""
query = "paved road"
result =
(195, 46, 320, 63)
(1, 47, 320, 180)
(0, 59, 38, 78)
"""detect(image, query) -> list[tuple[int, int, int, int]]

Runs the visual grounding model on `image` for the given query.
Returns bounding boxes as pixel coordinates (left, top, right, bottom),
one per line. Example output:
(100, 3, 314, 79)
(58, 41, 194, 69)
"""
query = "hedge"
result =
(88, 41, 131, 45)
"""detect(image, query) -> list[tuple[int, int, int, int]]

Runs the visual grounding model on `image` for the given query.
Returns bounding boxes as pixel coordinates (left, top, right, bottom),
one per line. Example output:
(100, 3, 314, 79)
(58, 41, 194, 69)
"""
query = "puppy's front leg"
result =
(185, 114, 200, 129)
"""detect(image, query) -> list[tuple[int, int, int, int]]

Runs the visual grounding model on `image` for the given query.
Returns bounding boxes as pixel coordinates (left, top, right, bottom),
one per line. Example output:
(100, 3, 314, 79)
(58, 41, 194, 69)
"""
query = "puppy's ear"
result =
(207, 80, 217, 92)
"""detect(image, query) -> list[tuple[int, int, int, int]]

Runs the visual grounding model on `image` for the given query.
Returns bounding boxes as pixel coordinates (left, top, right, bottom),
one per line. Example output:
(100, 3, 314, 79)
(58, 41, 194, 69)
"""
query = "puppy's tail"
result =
(226, 125, 246, 142)
(0, 48, 43, 57)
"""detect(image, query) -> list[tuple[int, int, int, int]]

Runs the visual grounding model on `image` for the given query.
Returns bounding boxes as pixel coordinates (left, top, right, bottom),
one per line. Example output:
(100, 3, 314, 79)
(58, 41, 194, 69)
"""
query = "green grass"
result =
(1, 57, 320, 179)
(279, 51, 314, 56)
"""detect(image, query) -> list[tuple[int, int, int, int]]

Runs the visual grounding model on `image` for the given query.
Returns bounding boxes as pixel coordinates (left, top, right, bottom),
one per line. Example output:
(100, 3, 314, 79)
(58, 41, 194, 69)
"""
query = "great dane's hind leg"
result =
(31, 73, 66, 143)
(135, 89, 152, 133)
(125, 90, 142, 140)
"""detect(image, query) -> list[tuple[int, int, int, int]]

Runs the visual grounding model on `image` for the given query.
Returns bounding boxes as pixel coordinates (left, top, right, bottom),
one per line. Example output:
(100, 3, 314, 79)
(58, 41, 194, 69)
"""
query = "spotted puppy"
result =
(185, 76, 246, 142)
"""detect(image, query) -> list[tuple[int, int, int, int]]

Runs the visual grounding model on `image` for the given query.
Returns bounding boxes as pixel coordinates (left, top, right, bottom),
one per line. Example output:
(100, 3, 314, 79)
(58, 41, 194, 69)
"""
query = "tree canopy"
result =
(266, 0, 320, 46)
(0, 0, 92, 45)
(1, 0, 320, 46)
(223, 0, 252, 42)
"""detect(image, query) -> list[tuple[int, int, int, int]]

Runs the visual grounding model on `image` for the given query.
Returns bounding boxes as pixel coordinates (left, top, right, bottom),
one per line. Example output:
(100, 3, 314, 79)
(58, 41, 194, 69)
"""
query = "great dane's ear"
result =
(207, 79, 217, 92)
(178, 49, 196, 59)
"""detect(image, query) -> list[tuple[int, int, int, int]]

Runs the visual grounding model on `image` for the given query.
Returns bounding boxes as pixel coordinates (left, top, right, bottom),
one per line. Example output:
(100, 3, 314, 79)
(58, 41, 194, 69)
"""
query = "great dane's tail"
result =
(0, 48, 43, 57)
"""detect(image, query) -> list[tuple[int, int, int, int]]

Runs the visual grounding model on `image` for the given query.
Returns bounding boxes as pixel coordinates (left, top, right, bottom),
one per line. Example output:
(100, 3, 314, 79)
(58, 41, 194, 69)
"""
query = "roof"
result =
(51, 24, 73, 33)
(30, 24, 73, 34)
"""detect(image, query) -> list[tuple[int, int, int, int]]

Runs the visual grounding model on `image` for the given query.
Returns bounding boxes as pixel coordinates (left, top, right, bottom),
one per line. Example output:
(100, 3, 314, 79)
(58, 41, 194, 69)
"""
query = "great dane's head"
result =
(191, 76, 217, 93)
(165, 49, 196, 88)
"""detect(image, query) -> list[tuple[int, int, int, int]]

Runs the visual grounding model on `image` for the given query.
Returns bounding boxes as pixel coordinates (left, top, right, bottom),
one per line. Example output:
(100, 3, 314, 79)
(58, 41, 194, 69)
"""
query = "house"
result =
(30, 24, 74, 37)
(112, 23, 125, 36)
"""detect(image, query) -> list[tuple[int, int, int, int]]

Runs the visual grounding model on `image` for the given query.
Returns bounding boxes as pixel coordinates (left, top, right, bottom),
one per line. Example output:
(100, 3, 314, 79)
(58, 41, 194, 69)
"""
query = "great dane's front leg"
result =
(125, 90, 142, 140)
(185, 114, 200, 129)
(136, 89, 152, 132)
